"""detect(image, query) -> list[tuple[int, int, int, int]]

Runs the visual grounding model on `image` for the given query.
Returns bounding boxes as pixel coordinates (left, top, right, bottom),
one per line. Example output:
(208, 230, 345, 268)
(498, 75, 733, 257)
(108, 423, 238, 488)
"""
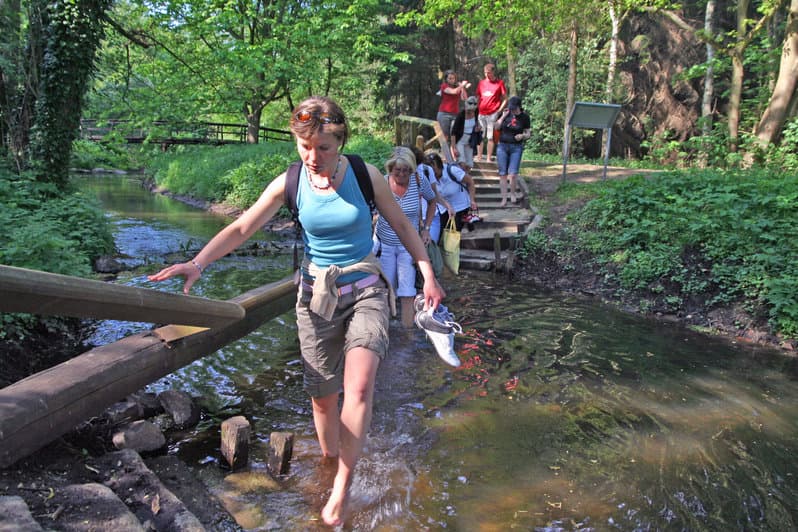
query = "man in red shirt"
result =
(475, 63, 508, 162)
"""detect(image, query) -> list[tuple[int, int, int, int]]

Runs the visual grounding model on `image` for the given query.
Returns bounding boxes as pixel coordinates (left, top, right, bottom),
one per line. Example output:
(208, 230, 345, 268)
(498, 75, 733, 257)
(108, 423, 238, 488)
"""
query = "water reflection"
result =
(78, 174, 798, 530)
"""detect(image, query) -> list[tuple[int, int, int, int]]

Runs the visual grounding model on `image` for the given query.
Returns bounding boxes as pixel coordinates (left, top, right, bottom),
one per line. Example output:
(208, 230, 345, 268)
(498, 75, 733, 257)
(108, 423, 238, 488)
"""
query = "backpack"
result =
(283, 153, 375, 270)
(284, 153, 375, 225)
(444, 163, 466, 192)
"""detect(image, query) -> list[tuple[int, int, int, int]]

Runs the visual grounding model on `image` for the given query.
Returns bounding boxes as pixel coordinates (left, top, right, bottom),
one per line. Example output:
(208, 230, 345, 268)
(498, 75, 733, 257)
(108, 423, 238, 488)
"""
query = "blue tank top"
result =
(297, 163, 373, 281)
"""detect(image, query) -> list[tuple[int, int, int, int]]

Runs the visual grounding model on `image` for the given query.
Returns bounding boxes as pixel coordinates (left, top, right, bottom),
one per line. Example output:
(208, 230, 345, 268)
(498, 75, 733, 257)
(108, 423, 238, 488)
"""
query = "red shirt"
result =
(438, 83, 461, 114)
(477, 77, 507, 115)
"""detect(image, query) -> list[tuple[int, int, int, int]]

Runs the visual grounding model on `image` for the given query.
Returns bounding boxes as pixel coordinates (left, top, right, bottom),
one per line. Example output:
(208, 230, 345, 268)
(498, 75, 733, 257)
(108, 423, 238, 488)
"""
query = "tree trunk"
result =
(29, 0, 110, 187)
(563, 22, 578, 159)
(603, 1, 620, 159)
(727, 0, 750, 152)
(702, 0, 716, 136)
(754, 0, 798, 145)
(606, 0, 619, 102)
(505, 49, 517, 95)
(1, 0, 43, 172)
(245, 104, 263, 144)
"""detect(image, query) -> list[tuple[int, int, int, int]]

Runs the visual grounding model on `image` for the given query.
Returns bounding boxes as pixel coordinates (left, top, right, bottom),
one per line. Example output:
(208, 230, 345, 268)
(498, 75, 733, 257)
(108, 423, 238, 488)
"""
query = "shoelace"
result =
(427, 308, 463, 333)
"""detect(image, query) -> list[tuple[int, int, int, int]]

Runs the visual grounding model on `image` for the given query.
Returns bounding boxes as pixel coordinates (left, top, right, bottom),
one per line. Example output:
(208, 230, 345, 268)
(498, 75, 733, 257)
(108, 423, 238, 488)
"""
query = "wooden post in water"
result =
(221, 416, 251, 471)
(493, 232, 502, 273)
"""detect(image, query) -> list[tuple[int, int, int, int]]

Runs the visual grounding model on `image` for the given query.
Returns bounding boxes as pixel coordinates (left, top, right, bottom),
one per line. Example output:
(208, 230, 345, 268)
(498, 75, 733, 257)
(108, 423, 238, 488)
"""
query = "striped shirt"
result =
(375, 173, 435, 247)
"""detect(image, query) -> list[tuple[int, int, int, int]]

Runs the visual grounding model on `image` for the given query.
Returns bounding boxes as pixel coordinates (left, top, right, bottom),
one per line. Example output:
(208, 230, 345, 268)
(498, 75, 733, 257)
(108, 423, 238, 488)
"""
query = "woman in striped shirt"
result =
(374, 147, 437, 327)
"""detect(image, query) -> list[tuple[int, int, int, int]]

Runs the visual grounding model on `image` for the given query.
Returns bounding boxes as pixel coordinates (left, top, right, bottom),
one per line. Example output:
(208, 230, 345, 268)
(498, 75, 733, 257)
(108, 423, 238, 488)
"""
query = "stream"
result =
(77, 173, 798, 531)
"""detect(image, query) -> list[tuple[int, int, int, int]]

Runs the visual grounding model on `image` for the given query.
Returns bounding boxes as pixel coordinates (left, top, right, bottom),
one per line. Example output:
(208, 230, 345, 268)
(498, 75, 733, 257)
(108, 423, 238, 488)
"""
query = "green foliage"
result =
(0, 170, 114, 274)
(515, 34, 608, 156)
(70, 139, 142, 170)
(87, 0, 401, 138)
(28, 0, 111, 187)
(561, 169, 798, 337)
(0, 167, 115, 342)
(146, 135, 393, 208)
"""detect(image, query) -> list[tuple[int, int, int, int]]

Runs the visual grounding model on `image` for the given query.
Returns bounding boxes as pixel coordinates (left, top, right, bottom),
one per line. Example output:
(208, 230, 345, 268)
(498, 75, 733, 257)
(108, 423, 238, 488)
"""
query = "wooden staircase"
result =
(458, 160, 539, 271)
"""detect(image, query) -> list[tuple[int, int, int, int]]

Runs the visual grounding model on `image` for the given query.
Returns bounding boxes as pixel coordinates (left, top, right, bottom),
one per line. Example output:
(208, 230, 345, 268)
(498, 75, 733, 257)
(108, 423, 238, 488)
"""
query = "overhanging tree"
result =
(97, 0, 401, 141)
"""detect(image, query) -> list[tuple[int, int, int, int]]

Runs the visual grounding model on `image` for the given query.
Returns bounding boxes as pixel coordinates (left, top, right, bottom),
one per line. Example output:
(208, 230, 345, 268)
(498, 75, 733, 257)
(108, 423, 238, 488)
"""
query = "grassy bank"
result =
(144, 136, 393, 210)
(521, 167, 798, 343)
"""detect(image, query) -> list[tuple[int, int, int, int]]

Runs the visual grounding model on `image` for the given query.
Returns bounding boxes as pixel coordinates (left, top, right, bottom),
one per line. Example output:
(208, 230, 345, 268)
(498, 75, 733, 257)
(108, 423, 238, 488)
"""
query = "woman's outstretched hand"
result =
(148, 262, 201, 294)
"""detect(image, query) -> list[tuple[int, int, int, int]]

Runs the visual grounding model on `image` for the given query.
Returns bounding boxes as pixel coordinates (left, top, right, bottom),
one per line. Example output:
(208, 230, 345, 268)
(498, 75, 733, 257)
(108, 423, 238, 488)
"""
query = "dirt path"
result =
(522, 162, 655, 197)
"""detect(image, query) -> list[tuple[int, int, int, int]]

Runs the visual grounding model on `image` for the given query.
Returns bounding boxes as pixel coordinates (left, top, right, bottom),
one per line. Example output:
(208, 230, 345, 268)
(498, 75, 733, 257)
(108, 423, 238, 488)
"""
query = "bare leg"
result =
(476, 139, 484, 161)
(487, 139, 496, 162)
(509, 174, 518, 203)
(311, 393, 340, 458)
(400, 296, 414, 328)
(320, 347, 380, 526)
(499, 175, 508, 207)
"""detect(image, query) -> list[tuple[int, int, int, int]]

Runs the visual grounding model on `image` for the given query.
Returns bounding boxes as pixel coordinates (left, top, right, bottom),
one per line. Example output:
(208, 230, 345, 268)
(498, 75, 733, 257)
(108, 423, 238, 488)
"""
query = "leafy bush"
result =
(564, 169, 798, 337)
(70, 139, 141, 170)
(0, 169, 116, 343)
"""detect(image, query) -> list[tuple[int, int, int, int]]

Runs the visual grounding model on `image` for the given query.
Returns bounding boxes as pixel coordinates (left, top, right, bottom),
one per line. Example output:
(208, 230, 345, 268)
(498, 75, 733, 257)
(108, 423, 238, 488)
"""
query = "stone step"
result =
(0, 495, 44, 531)
(50, 483, 147, 531)
(95, 449, 208, 531)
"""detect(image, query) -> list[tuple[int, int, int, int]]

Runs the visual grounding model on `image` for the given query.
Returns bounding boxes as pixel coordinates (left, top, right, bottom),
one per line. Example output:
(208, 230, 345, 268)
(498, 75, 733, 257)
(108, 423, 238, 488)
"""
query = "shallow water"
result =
(78, 174, 798, 530)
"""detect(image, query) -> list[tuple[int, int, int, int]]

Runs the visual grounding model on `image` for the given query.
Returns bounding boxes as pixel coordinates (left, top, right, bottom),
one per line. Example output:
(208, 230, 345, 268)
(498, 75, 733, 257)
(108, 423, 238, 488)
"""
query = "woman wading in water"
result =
(149, 96, 445, 526)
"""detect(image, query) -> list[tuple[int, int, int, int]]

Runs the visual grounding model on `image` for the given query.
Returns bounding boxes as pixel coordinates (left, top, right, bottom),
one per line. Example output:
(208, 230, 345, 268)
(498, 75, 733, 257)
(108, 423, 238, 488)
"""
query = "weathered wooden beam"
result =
(0, 276, 297, 467)
(0, 264, 245, 327)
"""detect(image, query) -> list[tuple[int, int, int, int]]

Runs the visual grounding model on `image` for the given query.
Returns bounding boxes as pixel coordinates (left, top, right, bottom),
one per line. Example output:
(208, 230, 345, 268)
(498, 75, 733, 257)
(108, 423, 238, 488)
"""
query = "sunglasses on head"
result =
(294, 110, 344, 124)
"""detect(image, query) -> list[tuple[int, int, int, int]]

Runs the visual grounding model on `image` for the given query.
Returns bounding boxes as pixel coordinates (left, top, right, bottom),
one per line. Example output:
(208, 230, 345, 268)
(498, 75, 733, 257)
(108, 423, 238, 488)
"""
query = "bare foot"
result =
(500, 199, 507, 207)
(321, 474, 350, 526)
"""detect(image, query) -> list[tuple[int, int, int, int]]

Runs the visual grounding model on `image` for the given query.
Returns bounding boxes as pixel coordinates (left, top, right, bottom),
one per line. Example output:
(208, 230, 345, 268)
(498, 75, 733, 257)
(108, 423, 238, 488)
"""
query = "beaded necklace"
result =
(307, 156, 341, 191)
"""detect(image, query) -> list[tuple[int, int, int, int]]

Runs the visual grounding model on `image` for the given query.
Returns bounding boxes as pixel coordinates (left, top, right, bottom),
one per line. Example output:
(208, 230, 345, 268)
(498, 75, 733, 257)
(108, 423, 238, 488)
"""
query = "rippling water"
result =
(78, 174, 798, 530)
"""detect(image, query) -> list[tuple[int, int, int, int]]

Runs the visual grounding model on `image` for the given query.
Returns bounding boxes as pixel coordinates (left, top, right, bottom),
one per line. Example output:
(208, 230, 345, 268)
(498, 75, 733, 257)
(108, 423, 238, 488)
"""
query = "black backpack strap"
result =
(283, 161, 303, 272)
(283, 161, 303, 223)
(445, 163, 467, 192)
(344, 153, 376, 213)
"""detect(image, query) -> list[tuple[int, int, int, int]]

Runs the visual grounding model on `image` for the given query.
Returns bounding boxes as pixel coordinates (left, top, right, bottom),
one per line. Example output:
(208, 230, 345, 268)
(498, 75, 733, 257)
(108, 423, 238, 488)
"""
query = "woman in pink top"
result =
(436, 70, 469, 152)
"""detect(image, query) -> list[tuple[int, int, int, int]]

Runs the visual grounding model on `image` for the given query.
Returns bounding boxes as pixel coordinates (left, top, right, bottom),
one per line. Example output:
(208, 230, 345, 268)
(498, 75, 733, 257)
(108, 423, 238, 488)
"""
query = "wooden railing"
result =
(79, 119, 292, 145)
(0, 265, 296, 467)
(394, 115, 455, 163)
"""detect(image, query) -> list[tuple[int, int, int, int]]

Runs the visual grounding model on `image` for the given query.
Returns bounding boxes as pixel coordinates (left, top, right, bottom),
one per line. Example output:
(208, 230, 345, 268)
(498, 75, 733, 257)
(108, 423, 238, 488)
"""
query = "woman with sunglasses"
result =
(373, 146, 437, 328)
(148, 96, 445, 527)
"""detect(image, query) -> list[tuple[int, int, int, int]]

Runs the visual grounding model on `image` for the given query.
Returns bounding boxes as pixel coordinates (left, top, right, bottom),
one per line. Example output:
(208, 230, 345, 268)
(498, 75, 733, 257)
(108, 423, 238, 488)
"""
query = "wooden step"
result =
(437, 157, 538, 271)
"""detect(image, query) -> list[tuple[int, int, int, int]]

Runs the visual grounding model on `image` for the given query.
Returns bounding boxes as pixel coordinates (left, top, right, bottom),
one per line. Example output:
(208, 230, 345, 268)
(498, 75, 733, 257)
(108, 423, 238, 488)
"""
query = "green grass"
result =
(145, 135, 394, 208)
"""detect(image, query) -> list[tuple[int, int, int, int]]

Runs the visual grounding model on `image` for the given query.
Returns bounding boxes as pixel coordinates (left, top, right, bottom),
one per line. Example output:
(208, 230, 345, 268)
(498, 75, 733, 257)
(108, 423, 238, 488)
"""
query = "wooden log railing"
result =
(0, 265, 244, 327)
(0, 265, 297, 467)
(394, 115, 455, 163)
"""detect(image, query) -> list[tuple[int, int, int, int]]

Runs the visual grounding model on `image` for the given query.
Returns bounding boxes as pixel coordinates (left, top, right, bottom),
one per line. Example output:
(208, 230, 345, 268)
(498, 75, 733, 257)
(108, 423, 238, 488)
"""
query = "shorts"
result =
(437, 111, 457, 139)
(296, 279, 390, 398)
(377, 242, 416, 297)
(497, 142, 524, 176)
(479, 111, 501, 141)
